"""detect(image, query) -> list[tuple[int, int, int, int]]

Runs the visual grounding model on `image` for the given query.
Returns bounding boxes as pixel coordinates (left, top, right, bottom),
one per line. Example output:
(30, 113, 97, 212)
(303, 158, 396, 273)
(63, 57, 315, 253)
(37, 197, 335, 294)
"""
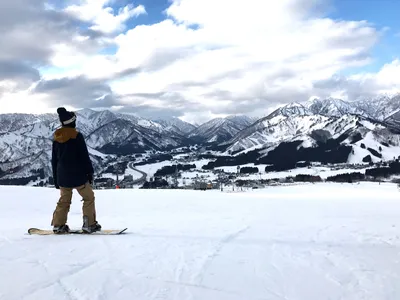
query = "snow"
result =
(192, 159, 212, 169)
(138, 119, 162, 130)
(134, 160, 175, 178)
(153, 117, 196, 134)
(88, 147, 110, 158)
(179, 171, 218, 186)
(248, 166, 368, 180)
(132, 159, 212, 179)
(348, 131, 400, 163)
(360, 119, 378, 131)
(1, 183, 400, 300)
(216, 163, 268, 173)
(100, 172, 121, 180)
(213, 165, 372, 180)
(125, 166, 145, 180)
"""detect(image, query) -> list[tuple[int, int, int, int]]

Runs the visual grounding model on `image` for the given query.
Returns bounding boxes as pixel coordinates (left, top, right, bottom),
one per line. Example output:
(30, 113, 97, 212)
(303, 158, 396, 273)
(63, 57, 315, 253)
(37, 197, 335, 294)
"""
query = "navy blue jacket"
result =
(51, 127, 94, 188)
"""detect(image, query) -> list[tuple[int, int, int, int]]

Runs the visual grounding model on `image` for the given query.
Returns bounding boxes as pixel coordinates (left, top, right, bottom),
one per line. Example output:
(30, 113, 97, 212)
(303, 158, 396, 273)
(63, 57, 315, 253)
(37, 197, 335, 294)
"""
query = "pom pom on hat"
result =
(57, 107, 67, 115)
(57, 107, 76, 126)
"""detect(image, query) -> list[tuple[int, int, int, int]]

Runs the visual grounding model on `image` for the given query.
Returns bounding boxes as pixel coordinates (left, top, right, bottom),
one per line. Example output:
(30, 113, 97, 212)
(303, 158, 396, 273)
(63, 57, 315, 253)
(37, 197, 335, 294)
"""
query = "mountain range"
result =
(1, 94, 400, 184)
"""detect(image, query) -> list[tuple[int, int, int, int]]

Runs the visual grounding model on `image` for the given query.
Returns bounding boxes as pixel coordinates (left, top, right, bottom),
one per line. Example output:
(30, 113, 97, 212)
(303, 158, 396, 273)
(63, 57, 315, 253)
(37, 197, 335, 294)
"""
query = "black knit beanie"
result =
(57, 107, 76, 127)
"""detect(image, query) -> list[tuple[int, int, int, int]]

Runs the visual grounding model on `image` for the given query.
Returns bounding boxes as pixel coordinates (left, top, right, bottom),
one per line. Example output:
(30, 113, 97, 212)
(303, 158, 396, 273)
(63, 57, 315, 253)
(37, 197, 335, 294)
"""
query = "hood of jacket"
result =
(53, 127, 79, 143)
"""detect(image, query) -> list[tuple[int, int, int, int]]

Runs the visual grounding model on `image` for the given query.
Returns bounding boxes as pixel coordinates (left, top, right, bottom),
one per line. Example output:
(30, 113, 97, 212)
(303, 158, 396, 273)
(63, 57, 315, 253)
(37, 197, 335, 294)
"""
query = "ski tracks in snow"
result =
(25, 259, 99, 300)
(193, 225, 251, 286)
(3, 183, 400, 300)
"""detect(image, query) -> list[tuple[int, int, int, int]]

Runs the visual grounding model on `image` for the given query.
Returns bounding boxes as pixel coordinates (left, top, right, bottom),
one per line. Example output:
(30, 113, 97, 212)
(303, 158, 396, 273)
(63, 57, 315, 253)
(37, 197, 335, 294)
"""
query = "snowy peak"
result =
(85, 118, 188, 154)
(115, 112, 164, 133)
(305, 94, 400, 121)
(152, 116, 196, 135)
(77, 109, 181, 135)
(224, 111, 400, 165)
(226, 113, 332, 151)
(75, 109, 118, 135)
(188, 115, 252, 143)
(75, 108, 98, 119)
(0, 113, 57, 134)
(266, 102, 311, 119)
(225, 115, 254, 127)
(307, 98, 358, 117)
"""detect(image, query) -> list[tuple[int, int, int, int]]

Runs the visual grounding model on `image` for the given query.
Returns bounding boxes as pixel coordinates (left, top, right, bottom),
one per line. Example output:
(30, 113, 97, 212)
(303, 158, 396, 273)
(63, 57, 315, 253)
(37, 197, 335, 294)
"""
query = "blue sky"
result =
(327, 0, 400, 73)
(119, 0, 399, 74)
(127, 0, 171, 25)
(2, 0, 400, 120)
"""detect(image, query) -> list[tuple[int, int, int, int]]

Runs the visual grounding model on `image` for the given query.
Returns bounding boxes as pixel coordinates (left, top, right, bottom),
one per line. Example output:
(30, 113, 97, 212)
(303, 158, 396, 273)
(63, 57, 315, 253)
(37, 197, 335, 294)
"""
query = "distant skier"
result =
(51, 107, 101, 234)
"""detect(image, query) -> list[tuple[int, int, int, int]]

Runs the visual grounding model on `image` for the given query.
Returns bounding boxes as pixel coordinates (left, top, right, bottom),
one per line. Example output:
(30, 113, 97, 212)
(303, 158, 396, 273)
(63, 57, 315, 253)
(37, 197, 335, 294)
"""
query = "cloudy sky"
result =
(0, 0, 399, 123)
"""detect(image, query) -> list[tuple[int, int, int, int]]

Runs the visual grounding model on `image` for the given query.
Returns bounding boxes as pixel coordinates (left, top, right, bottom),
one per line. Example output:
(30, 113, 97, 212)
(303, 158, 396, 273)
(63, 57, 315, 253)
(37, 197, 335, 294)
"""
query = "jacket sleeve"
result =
(51, 141, 58, 186)
(77, 133, 94, 175)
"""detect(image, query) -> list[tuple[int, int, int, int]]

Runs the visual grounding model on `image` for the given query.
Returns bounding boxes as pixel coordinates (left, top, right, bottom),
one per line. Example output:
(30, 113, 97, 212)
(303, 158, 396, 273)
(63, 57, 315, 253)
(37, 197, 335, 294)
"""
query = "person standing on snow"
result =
(51, 107, 101, 234)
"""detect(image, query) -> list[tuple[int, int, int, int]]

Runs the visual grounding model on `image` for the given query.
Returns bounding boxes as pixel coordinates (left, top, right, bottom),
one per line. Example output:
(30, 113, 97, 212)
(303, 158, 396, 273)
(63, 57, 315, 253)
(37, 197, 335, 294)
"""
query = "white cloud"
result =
(349, 59, 400, 95)
(0, 0, 399, 123)
(0, 88, 51, 114)
(166, 0, 314, 31)
(370, 59, 400, 89)
(65, 0, 146, 34)
(100, 0, 384, 120)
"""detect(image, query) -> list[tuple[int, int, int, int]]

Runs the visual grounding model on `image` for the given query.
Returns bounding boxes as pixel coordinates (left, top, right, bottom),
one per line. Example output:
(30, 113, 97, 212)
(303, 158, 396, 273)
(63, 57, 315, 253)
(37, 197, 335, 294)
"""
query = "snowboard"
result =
(28, 227, 128, 235)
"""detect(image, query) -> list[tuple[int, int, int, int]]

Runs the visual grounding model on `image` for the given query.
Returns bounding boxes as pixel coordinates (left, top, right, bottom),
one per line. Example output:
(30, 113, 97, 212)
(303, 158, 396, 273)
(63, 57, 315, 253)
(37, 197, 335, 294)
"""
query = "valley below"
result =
(1, 95, 400, 189)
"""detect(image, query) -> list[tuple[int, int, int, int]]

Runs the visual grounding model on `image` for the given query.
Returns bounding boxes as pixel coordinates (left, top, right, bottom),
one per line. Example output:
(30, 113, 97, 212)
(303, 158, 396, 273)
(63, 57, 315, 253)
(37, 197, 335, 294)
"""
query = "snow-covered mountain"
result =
(306, 94, 400, 121)
(0, 109, 192, 182)
(0, 127, 107, 184)
(152, 116, 197, 135)
(225, 115, 255, 127)
(222, 102, 400, 165)
(188, 115, 253, 143)
(2, 94, 400, 184)
(0, 113, 56, 134)
(74, 109, 166, 135)
(266, 102, 312, 119)
(307, 98, 362, 118)
(75, 109, 118, 135)
(85, 118, 191, 154)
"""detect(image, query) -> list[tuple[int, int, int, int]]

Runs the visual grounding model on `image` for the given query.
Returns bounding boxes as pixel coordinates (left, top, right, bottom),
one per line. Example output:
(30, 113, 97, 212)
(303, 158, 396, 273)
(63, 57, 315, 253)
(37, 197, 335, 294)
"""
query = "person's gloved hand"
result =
(87, 173, 93, 185)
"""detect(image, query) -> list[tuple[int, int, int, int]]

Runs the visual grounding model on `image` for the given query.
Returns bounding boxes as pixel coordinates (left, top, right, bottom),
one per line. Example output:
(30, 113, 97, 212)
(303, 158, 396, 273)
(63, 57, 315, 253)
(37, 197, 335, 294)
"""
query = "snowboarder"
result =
(51, 107, 101, 234)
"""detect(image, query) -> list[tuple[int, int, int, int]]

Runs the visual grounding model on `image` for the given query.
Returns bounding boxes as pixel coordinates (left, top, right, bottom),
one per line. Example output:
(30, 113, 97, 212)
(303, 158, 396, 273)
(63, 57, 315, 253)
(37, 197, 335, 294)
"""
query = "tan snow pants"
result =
(51, 182, 97, 227)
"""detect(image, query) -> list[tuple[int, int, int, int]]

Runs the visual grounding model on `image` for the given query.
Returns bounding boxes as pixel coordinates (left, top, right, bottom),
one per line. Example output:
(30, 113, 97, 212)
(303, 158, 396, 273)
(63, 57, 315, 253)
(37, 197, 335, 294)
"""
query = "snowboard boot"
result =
(82, 216, 101, 234)
(53, 224, 70, 234)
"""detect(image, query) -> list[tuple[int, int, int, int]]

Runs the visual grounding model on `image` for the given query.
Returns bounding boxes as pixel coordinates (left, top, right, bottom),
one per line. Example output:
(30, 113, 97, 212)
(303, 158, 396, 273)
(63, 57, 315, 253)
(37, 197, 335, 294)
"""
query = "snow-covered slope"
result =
(225, 112, 333, 152)
(0, 109, 191, 172)
(2, 94, 400, 184)
(153, 116, 197, 135)
(225, 115, 254, 128)
(0, 113, 56, 134)
(307, 98, 363, 117)
(0, 111, 112, 181)
(74, 109, 166, 135)
(188, 115, 253, 143)
(116, 112, 165, 133)
(85, 119, 190, 154)
(306, 94, 400, 121)
(224, 110, 400, 164)
(2, 183, 400, 300)
(0, 125, 106, 182)
(266, 102, 312, 119)
(75, 109, 118, 135)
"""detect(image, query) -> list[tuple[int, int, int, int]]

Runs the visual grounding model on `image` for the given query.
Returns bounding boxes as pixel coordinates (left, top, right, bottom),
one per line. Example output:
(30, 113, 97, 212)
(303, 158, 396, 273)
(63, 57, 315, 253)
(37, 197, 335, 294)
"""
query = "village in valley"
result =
(91, 149, 400, 191)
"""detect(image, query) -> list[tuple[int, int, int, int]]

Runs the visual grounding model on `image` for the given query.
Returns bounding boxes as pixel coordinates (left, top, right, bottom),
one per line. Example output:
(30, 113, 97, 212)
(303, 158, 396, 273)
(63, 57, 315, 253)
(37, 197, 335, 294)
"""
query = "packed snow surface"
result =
(1, 183, 400, 300)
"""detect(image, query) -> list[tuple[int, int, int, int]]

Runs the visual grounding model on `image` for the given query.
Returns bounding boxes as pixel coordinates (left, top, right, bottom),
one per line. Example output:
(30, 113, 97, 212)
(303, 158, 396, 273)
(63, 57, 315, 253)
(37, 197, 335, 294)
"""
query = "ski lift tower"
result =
(173, 164, 179, 188)
(115, 164, 122, 187)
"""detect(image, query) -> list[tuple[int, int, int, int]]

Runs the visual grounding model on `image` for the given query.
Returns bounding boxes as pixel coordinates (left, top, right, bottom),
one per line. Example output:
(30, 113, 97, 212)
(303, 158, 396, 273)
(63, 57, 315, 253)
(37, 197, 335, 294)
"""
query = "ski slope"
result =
(1, 183, 400, 299)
